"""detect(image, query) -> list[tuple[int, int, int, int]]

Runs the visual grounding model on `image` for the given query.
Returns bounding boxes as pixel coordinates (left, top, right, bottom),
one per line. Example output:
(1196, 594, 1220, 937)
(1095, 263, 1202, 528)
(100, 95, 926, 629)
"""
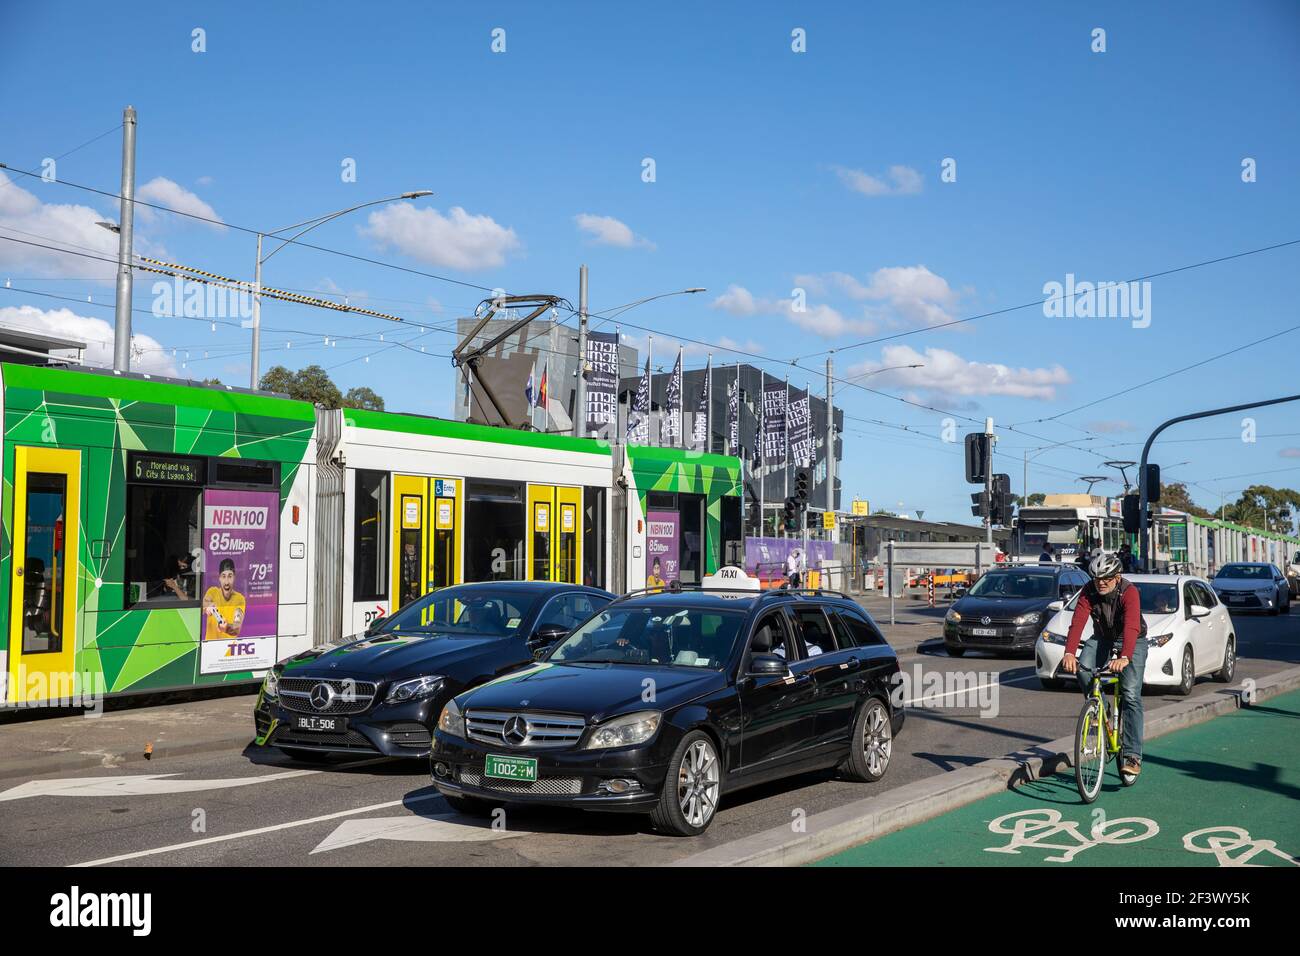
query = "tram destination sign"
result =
(129, 452, 205, 485)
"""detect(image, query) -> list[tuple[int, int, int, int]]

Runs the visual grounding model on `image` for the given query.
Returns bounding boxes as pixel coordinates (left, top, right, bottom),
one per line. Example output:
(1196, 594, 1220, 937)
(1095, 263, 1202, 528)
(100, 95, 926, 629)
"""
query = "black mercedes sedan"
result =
(254, 582, 614, 760)
(943, 563, 1088, 656)
(430, 587, 903, 835)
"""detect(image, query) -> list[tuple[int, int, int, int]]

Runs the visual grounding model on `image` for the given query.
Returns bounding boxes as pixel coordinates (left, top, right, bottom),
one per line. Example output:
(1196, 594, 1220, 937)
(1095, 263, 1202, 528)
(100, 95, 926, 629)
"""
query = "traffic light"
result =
(783, 496, 799, 530)
(964, 433, 990, 484)
(991, 474, 1014, 526)
(1122, 493, 1141, 534)
(794, 468, 811, 509)
(1145, 464, 1161, 503)
(971, 491, 990, 518)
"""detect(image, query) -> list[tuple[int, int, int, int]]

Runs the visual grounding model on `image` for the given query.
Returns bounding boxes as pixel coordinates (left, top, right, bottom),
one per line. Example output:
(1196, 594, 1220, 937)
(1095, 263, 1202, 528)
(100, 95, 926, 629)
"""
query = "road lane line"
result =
(71, 792, 444, 867)
(901, 672, 1041, 706)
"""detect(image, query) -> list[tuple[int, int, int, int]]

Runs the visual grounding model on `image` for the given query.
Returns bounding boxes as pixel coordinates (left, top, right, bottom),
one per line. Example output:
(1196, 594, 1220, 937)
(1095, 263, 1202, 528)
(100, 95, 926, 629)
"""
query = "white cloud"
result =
(136, 177, 225, 230)
(711, 283, 875, 337)
(1085, 419, 1135, 434)
(0, 303, 177, 375)
(795, 265, 960, 327)
(574, 213, 654, 250)
(832, 164, 924, 197)
(846, 344, 1071, 401)
(362, 203, 519, 271)
(712, 284, 758, 316)
(196, 176, 214, 187)
(0, 171, 120, 279)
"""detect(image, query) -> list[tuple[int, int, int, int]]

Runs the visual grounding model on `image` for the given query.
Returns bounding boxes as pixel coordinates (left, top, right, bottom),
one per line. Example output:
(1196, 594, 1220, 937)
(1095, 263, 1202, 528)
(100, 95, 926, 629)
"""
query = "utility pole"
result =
(984, 417, 995, 545)
(573, 264, 588, 437)
(112, 106, 137, 372)
(251, 233, 263, 387)
(826, 352, 835, 536)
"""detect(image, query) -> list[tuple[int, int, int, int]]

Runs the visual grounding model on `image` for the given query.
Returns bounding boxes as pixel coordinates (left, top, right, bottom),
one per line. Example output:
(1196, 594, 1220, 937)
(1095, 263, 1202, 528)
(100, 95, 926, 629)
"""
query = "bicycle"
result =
(1073, 651, 1139, 802)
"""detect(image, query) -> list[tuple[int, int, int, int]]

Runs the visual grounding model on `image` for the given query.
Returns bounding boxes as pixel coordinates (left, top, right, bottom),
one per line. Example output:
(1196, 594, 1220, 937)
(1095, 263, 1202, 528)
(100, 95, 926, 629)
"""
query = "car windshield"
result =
(372, 586, 538, 638)
(1215, 565, 1270, 580)
(548, 606, 744, 669)
(968, 572, 1056, 599)
(1064, 582, 1179, 614)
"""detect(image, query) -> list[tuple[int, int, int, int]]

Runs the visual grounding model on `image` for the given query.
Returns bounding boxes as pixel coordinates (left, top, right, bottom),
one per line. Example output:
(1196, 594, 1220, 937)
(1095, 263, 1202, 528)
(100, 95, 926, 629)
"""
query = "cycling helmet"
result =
(1088, 551, 1123, 580)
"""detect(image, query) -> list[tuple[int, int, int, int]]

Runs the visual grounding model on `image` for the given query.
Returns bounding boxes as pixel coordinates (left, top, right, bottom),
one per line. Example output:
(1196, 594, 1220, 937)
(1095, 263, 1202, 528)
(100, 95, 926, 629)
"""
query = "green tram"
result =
(1, 363, 741, 707)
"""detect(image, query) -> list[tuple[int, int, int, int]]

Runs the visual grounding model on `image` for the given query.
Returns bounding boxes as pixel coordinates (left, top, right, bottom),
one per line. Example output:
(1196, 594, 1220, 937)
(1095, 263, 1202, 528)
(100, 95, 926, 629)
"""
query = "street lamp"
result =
(249, 191, 433, 388)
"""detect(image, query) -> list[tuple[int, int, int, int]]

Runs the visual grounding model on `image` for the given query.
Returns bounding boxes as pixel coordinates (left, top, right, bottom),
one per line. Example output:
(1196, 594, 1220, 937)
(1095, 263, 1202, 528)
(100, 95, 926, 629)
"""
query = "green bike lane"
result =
(816, 688, 1300, 867)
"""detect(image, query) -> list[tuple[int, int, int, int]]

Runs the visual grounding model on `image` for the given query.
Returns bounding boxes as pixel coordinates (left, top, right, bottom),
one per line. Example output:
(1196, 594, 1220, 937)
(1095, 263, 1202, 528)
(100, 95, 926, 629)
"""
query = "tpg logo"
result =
(223, 642, 259, 657)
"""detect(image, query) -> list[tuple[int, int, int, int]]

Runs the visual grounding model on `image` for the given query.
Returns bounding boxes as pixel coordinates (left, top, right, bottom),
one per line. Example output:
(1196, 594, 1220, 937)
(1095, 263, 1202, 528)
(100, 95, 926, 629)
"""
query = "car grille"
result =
(278, 677, 378, 715)
(1217, 590, 1263, 607)
(386, 722, 432, 750)
(271, 726, 377, 751)
(459, 769, 585, 795)
(465, 710, 586, 749)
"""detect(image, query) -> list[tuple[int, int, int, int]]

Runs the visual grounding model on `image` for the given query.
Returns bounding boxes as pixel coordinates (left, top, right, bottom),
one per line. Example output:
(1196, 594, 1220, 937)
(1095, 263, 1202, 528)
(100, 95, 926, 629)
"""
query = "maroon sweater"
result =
(1065, 584, 1142, 659)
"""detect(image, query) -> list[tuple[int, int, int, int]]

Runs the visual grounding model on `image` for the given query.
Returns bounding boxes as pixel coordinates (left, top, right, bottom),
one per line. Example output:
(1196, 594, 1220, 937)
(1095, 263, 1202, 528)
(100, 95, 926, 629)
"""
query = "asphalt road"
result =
(1, 598, 1295, 868)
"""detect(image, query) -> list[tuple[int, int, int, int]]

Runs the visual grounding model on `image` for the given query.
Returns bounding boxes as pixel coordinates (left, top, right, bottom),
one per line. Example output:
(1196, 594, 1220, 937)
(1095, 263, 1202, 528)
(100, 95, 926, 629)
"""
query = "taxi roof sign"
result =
(702, 566, 761, 591)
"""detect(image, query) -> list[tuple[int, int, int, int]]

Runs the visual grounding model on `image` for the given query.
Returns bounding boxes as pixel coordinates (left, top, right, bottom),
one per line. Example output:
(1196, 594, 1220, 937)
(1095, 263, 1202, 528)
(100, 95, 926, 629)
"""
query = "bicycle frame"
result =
(1083, 672, 1123, 758)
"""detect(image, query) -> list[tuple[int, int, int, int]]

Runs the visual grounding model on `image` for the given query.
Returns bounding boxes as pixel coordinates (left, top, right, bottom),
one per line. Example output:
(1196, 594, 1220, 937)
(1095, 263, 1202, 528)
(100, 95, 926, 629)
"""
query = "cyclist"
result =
(1061, 551, 1148, 778)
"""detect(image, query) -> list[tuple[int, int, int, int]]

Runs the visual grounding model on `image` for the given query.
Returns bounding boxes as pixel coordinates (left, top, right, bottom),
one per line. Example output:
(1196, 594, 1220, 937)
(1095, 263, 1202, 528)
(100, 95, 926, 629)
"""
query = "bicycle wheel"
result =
(1074, 697, 1106, 803)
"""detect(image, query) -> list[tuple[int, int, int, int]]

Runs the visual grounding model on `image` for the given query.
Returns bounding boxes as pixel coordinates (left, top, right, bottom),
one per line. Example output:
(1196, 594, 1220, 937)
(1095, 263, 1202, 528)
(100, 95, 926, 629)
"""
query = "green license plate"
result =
(484, 754, 539, 782)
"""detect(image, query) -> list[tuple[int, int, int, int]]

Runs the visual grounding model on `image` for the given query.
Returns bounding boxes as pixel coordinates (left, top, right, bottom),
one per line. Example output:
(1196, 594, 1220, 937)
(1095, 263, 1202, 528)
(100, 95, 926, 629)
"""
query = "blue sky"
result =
(2, 1, 1299, 524)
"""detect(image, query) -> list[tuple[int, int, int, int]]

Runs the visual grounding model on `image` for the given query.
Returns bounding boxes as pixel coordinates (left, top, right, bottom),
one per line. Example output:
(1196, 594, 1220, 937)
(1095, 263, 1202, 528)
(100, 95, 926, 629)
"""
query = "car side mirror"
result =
(748, 653, 790, 678)
(1189, 604, 1211, 620)
(1047, 600, 1064, 613)
(529, 623, 570, 648)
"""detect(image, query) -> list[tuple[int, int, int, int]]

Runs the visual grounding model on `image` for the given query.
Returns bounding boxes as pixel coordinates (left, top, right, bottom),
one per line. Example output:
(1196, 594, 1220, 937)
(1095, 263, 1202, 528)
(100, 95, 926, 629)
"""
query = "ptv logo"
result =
(223, 642, 259, 657)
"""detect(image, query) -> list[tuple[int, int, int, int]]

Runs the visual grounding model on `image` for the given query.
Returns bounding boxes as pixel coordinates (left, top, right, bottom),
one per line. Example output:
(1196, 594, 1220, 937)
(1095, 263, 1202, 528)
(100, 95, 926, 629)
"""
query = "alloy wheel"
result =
(677, 739, 720, 829)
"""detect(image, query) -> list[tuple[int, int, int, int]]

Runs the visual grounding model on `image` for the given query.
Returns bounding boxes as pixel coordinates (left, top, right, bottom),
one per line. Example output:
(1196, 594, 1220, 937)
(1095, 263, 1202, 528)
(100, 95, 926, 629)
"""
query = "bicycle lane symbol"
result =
(1183, 827, 1300, 867)
(985, 809, 1160, 864)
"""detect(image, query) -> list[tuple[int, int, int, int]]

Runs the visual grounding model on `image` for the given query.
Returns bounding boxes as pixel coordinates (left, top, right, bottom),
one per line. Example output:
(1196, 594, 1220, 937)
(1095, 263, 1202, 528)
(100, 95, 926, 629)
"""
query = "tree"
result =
(343, 386, 385, 411)
(258, 364, 369, 410)
(1013, 493, 1046, 507)
(1223, 485, 1300, 535)
(1156, 482, 1213, 520)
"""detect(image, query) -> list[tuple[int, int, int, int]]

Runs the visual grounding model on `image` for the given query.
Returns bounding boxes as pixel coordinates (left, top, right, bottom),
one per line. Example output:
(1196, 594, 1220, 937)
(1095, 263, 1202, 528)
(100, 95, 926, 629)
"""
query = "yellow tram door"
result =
(7, 447, 81, 704)
(526, 485, 582, 583)
(390, 475, 461, 614)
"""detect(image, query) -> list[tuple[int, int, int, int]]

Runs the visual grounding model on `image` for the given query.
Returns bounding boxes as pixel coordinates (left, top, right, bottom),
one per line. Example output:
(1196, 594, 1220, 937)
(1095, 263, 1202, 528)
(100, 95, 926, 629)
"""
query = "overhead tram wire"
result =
(789, 236, 1300, 364)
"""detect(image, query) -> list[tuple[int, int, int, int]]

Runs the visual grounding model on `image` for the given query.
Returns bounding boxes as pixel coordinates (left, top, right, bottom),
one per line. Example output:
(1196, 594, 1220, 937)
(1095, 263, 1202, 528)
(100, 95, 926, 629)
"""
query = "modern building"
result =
(452, 317, 640, 429)
(618, 363, 844, 531)
(0, 324, 87, 366)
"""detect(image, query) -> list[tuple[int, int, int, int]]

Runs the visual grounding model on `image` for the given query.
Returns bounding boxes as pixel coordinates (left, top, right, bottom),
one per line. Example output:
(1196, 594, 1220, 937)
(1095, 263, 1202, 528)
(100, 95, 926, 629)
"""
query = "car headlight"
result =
(1014, 611, 1042, 626)
(386, 675, 444, 703)
(1040, 630, 1064, 644)
(583, 711, 662, 750)
(436, 698, 465, 737)
(945, 609, 961, 623)
(261, 669, 279, 700)
(1146, 633, 1174, 647)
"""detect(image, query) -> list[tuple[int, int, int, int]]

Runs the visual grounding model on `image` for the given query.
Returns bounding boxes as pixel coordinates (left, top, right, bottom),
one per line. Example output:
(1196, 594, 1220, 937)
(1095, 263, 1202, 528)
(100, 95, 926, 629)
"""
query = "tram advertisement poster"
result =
(646, 510, 680, 588)
(199, 488, 279, 674)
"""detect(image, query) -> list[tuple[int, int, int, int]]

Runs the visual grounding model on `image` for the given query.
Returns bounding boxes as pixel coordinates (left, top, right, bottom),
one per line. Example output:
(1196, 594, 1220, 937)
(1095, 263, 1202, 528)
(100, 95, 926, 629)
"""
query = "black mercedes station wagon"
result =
(430, 587, 903, 835)
(254, 582, 613, 760)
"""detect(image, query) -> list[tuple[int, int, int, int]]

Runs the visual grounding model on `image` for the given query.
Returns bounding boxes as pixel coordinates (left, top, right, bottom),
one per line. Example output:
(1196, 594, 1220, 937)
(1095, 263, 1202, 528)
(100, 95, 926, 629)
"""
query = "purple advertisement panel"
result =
(200, 488, 280, 674)
(646, 510, 681, 589)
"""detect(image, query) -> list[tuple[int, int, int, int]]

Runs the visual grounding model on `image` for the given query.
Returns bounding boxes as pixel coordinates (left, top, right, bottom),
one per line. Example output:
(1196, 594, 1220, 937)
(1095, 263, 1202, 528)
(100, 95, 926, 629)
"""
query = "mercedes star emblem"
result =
(503, 715, 529, 746)
(310, 683, 335, 711)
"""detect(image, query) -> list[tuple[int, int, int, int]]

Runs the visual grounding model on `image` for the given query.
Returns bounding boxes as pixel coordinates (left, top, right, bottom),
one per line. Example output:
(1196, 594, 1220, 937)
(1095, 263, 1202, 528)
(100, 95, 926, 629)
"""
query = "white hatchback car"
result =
(1035, 574, 1235, 696)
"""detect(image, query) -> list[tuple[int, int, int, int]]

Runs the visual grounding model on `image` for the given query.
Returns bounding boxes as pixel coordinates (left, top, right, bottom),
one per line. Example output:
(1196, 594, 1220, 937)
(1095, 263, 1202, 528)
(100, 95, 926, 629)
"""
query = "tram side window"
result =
(465, 479, 526, 581)
(125, 485, 203, 606)
(353, 470, 389, 601)
(583, 486, 606, 589)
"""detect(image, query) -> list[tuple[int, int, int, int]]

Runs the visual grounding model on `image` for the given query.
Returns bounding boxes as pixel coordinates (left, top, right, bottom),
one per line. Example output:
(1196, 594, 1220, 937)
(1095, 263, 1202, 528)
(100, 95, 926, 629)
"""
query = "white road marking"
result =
(0, 770, 319, 802)
(71, 793, 445, 867)
(901, 672, 1041, 707)
(311, 813, 527, 854)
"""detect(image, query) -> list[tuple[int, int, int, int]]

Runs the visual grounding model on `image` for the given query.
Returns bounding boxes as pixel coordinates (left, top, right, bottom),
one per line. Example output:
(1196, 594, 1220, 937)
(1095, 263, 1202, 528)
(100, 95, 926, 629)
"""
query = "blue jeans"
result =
(1074, 636, 1147, 762)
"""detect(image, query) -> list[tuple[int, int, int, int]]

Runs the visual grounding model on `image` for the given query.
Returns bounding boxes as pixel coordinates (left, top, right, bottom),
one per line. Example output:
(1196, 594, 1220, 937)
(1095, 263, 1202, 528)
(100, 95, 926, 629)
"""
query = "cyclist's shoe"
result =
(1121, 757, 1142, 776)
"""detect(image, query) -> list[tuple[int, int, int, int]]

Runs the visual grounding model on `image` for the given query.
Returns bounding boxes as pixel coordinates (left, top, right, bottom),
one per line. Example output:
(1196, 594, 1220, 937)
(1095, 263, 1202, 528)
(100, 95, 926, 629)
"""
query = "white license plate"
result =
(971, 627, 998, 636)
